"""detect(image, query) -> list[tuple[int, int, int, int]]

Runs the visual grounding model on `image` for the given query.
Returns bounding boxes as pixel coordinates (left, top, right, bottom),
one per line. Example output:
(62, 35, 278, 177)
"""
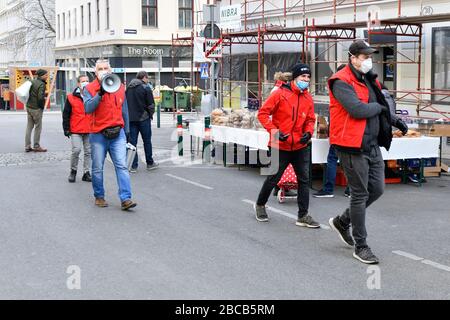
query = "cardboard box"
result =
(424, 166, 441, 177)
(418, 123, 450, 137)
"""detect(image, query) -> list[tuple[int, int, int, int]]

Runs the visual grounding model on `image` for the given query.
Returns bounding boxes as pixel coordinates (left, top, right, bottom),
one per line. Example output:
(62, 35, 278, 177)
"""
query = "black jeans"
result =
(130, 119, 154, 168)
(257, 147, 311, 218)
(337, 146, 385, 248)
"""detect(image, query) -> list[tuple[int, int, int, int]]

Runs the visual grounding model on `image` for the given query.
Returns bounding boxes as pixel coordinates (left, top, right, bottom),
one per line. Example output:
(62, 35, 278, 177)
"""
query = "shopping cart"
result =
(276, 164, 298, 203)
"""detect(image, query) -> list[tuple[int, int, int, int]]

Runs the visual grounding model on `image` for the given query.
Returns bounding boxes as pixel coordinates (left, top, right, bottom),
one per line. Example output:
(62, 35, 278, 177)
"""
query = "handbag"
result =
(101, 125, 122, 139)
(15, 80, 32, 105)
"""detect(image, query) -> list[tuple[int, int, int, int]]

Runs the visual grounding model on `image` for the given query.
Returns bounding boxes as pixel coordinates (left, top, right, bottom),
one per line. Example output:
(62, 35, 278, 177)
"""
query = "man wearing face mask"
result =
(62, 74, 92, 183)
(83, 59, 136, 211)
(255, 63, 319, 228)
(327, 40, 408, 265)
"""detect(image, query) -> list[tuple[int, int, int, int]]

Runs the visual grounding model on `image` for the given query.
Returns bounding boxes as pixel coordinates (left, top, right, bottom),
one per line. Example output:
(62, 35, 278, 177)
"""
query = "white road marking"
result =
(165, 174, 213, 190)
(392, 250, 423, 261)
(392, 250, 450, 273)
(242, 199, 330, 229)
(421, 260, 450, 272)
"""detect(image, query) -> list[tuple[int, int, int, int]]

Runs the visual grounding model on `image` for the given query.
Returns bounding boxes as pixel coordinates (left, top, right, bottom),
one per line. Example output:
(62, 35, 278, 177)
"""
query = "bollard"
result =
(157, 103, 161, 128)
(203, 116, 211, 163)
(177, 112, 183, 156)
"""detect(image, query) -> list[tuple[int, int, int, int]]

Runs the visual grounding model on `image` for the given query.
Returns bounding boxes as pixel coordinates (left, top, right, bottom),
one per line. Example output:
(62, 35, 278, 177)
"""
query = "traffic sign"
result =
(205, 38, 223, 58)
(200, 63, 209, 79)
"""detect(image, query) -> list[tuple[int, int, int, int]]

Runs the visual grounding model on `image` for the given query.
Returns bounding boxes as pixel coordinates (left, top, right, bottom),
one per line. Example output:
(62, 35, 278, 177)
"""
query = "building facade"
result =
(55, 0, 209, 92)
(0, 0, 55, 76)
(219, 0, 450, 117)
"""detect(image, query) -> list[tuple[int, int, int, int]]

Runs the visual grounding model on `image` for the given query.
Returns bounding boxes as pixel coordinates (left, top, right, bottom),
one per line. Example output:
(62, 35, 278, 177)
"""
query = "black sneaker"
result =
(344, 188, 351, 198)
(296, 215, 320, 228)
(353, 246, 379, 264)
(82, 172, 92, 182)
(313, 190, 334, 198)
(146, 162, 159, 171)
(254, 204, 269, 222)
(68, 169, 77, 183)
(328, 216, 354, 247)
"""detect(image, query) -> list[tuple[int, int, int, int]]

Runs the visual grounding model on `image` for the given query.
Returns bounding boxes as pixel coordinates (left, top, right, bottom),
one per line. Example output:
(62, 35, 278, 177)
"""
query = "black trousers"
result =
(256, 147, 311, 218)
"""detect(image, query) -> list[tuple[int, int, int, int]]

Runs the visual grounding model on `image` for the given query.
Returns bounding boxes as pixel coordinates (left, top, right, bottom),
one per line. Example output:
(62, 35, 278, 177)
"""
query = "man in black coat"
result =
(126, 71, 157, 172)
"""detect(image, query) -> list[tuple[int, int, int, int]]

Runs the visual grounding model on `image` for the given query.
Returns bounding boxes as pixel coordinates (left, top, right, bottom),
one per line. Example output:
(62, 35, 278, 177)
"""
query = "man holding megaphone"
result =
(83, 59, 137, 211)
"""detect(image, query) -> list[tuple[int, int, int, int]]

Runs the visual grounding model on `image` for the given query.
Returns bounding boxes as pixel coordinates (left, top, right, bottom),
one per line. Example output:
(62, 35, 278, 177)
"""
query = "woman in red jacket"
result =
(254, 63, 320, 228)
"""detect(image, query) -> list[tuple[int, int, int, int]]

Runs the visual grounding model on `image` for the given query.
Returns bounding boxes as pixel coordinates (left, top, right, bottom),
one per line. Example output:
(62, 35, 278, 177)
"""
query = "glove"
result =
(380, 104, 389, 114)
(396, 118, 409, 136)
(275, 131, 290, 142)
(64, 130, 71, 138)
(98, 86, 106, 97)
(300, 132, 312, 144)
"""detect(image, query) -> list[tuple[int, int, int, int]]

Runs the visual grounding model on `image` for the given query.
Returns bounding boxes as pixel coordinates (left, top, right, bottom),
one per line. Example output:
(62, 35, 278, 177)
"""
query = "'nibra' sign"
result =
(219, 4, 241, 29)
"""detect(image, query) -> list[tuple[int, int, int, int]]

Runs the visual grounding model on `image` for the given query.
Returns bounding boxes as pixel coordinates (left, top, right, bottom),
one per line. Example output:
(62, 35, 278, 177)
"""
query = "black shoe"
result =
(344, 188, 351, 198)
(296, 215, 320, 228)
(82, 172, 92, 182)
(146, 162, 159, 171)
(353, 246, 379, 264)
(68, 170, 77, 183)
(329, 216, 354, 247)
(254, 204, 269, 222)
(313, 190, 334, 198)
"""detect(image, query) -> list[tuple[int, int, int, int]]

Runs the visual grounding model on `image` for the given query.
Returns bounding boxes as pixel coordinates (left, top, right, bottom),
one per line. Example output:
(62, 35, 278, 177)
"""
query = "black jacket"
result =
(62, 87, 83, 134)
(27, 78, 46, 110)
(126, 79, 155, 122)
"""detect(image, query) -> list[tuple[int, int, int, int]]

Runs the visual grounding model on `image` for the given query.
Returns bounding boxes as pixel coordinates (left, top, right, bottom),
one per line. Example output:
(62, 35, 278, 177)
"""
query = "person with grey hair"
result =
(83, 59, 136, 211)
(126, 70, 157, 172)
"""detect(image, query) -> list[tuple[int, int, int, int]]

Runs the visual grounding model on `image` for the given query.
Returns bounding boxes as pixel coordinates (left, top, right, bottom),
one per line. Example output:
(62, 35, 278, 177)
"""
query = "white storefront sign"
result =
(219, 4, 241, 30)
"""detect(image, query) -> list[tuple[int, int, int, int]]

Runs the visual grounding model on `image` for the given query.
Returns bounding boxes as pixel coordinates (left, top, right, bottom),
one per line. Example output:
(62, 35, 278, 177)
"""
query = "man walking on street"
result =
(83, 59, 137, 211)
(25, 69, 49, 152)
(62, 75, 92, 183)
(255, 63, 320, 228)
(327, 40, 408, 264)
(125, 71, 158, 173)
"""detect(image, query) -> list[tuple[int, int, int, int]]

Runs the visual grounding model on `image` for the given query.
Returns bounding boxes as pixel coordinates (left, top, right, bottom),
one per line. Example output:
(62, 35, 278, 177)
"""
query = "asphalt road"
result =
(0, 111, 449, 299)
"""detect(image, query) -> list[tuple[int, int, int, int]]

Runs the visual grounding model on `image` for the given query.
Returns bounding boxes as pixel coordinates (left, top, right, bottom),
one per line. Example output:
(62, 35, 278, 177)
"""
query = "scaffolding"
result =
(172, 0, 450, 120)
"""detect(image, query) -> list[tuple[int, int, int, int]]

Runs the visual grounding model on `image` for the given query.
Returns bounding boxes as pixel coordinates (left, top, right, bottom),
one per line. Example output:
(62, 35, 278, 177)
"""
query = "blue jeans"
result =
(89, 129, 132, 202)
(323, 145, 339, 193)
(130, 119, 153, 169)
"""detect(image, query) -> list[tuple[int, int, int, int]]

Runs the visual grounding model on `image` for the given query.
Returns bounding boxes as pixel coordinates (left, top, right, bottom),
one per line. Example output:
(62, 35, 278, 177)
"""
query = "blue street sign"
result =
(200, 63, 209, 79)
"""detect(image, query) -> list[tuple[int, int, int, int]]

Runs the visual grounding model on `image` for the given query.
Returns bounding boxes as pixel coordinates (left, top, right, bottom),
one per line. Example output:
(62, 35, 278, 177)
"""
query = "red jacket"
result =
(258, 81, 316, 151)
(85, 79, 126, 133)
(67, 93, 92, 134)
(328, 65, 381, 149)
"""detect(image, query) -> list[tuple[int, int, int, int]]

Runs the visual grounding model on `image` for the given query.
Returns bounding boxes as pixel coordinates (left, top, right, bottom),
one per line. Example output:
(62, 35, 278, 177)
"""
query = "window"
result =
(81, 5, 84, 35)
(178, 0, 192, 29)
(68, 11, 71, 38)
(74, 8, 77, 37)
(432, 27, 450, 104)
(57, 14, 60, 40)
(62, 12, 66, 39)
(106, 0, 110, 29)
(96, 0, 100, 31)
(142, 0, 157, 27)
(88, 3, 92, 34)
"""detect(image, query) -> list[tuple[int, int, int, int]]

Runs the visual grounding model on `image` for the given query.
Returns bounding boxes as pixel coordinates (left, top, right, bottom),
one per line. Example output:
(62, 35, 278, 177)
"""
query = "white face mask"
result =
(80, 81, 89, 88)
(360, 58, 373, 74)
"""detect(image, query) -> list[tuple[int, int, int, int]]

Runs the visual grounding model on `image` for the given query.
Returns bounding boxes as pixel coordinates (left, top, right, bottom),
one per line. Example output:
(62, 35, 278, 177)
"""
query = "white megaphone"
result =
(101, 73, 121, 93)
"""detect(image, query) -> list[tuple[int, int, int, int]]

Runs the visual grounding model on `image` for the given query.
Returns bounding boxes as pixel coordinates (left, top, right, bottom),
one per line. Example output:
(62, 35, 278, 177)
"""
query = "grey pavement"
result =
(0, 111, 449, 299)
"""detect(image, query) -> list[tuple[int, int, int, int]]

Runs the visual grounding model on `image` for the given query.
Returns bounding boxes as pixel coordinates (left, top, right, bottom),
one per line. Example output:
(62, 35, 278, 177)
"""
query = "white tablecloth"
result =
(188, 122, 440, 164)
